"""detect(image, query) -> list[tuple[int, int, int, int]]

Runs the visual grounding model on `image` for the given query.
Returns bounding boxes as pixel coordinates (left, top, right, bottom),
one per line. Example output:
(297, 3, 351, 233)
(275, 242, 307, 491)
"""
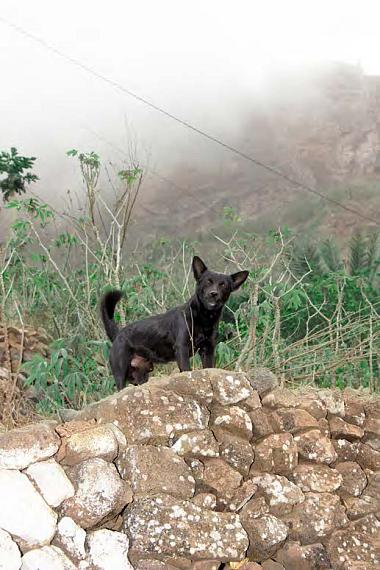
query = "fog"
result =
(1, 0, 380, 220)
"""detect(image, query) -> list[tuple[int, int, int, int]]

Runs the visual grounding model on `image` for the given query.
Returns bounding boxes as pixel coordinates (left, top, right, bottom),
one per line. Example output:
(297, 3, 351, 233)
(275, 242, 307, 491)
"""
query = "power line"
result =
(86, 126, 279, 223)
(1, 15, 379, 226)
(84, 126, 229, 218)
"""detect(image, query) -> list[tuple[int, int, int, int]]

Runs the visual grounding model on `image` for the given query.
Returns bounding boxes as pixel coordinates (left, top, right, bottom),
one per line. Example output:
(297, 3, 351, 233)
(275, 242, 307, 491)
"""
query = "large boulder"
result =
(250, 433, 298, 474)
(272, 408, 318, 433)
(124, 494, 249, 562)
(211, 405, 253, 440)
(275, 541, 331, 569)
(171, 430, 219, 459)
(52, 517, 86, 564)
(25, 459, 75, 507)
(0, 469, 57, 550)
(116, 445, 195, 499)
(294, 430, 337, 464)
(89, 386, 210, 445)
(208, 370, 253, 405)
(240, 513, 288, 561)
(201, 458, 242, 504)
(327, 517, 380, 569)
(86, 529, 133, 569)
(289, 463, 342, 493)
(335, 461, 367, 496)
(61, 458, 132, 529)
(58, 423, 120, 466)
(0, 422, 59, 470)
(247, 367, 278, 395)
(20, 546, 75, 569)
(0, 528, 22, 570)
(282, 492, 348, 544)
(249, 473, 305, 516)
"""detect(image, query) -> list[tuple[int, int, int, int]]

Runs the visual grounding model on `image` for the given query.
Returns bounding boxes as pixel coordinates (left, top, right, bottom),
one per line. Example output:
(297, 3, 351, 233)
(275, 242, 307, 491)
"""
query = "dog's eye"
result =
(207, 279, 213, 285)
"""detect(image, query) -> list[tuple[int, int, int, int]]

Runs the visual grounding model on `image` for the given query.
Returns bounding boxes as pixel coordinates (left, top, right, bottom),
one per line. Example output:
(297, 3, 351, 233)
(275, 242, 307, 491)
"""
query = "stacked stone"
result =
(0, 368, 378, 569)
(0, 324, 50, 425)
(0, 324, 49, 371)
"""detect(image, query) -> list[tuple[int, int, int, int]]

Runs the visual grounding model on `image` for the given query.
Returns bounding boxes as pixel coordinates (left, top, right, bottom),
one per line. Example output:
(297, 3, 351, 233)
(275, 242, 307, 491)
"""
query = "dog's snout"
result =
(210, 290, 218, 298)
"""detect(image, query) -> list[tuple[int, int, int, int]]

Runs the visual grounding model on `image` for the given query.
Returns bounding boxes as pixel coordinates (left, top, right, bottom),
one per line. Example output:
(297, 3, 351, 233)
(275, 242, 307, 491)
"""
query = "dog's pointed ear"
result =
(192, 256, 208, 280)
(230, 270, 249, 291)
(131, 354, 146, 368)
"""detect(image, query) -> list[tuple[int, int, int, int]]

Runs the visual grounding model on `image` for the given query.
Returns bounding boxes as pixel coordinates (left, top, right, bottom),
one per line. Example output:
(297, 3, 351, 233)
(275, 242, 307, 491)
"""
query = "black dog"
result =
(100, 256, 249, 389)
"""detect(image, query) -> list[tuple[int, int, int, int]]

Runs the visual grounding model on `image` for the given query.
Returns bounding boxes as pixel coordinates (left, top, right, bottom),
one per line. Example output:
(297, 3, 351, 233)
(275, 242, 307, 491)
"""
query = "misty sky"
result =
(1, 0, 380, 203)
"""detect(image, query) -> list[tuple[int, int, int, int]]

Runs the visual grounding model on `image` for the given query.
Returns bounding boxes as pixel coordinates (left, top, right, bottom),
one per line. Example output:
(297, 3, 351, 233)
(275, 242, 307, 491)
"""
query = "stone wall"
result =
(0, 324, 49, 374)
(0, 324, 50, 428)
(0, 368, 378, 569)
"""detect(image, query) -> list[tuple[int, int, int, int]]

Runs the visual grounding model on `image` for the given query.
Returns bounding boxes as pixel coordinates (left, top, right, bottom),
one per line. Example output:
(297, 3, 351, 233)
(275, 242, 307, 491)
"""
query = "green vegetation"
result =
(0, 148, 379, 416)
(0, 148, 39, 202)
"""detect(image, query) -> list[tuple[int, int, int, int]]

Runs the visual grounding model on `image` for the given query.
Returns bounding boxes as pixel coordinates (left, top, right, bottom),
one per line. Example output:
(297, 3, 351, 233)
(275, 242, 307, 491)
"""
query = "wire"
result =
(83, 126, 229, 218)
(1, 15, 379, 226)
(86, 126, 281, 225)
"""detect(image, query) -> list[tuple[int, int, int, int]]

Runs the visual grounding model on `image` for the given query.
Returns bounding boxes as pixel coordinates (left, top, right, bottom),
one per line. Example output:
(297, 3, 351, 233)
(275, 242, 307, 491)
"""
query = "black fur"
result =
(100, 290, 123, 341)
(100, 256, 249, 389)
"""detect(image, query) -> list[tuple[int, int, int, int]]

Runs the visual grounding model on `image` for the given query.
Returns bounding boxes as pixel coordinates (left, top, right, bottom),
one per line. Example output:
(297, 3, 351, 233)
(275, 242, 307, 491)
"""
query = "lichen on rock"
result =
(0, 368, 377, 568)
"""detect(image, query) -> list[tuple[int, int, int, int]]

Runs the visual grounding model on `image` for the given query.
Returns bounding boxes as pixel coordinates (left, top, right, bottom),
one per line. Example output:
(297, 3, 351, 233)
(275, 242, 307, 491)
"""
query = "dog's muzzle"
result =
(206, 294, 221, 309)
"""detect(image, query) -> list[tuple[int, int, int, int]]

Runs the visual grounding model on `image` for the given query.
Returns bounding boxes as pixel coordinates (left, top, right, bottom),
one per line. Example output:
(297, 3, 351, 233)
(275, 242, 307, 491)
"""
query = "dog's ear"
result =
(131, 354, 147, 368)
(230, 270, 249, 291)
(192, 256, 208, 280)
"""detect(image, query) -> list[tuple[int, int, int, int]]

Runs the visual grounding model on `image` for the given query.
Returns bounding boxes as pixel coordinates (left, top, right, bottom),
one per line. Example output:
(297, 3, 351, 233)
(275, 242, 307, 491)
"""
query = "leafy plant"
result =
(291, 231, 380, 286)
(22, 339, 114, 414)
(0, 148, 39, 201)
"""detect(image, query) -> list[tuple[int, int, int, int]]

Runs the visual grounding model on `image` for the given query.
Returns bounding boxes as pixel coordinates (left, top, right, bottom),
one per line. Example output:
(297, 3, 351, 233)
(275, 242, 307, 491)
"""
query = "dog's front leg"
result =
(199, 342, 215, 368)
(175, 331, 191, 371)
(176, 345, 191, 371)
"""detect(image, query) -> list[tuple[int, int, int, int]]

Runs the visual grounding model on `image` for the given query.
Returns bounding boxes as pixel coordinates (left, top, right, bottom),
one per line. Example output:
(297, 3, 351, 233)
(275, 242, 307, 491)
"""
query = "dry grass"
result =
(0, 372, 41, 430)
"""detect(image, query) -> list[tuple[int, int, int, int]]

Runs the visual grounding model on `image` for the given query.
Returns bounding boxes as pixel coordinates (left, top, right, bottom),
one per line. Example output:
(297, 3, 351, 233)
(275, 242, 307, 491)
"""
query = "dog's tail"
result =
(100, 289, 123, 341)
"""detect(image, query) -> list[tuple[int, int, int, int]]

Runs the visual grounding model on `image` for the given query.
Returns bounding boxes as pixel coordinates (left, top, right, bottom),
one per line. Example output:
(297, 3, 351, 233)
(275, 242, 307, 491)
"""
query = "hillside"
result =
(135, 63, 380, 241)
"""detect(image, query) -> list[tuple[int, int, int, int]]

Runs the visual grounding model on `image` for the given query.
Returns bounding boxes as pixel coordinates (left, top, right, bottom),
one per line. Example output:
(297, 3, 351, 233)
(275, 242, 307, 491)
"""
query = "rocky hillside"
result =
(136, 63, 380, 240)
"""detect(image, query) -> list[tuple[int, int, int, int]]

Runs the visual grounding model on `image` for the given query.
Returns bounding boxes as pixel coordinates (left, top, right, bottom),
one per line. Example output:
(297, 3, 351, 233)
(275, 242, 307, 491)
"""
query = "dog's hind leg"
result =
(110, 360, 127, 390)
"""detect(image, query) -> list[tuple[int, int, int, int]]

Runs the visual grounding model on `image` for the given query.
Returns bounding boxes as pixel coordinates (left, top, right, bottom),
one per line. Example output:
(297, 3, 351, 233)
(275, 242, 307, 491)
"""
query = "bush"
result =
(0, 148, 38, 202)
